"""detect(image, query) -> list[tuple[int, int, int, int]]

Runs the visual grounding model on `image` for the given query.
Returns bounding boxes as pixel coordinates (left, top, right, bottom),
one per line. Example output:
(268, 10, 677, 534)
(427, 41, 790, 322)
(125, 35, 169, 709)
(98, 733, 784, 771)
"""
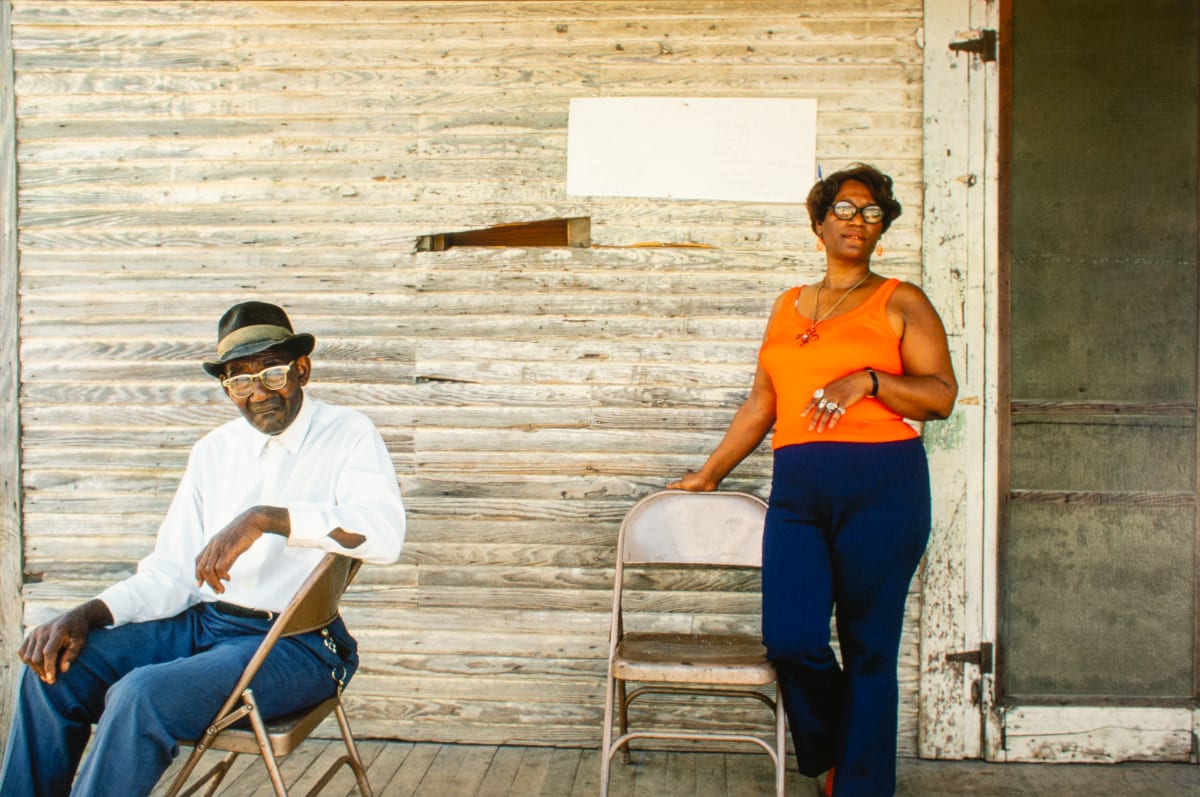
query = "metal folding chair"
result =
(600, 490, 786, 796)
(164, 553, 373, 797)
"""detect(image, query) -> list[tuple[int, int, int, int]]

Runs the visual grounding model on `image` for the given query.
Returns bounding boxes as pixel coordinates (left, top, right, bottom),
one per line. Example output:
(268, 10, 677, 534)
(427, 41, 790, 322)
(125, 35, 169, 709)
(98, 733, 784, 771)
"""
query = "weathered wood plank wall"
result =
(9, 0, 927, 750)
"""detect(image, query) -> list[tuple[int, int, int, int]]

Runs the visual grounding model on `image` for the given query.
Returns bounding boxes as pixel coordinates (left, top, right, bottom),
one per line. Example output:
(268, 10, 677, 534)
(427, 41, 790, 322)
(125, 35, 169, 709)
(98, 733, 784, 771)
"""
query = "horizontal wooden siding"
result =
(11, 0, 925, 749)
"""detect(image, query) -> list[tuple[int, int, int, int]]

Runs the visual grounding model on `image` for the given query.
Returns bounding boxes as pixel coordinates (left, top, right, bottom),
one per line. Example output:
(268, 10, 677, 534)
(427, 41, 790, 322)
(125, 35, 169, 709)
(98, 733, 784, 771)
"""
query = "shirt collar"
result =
(249, 394, 317, 457)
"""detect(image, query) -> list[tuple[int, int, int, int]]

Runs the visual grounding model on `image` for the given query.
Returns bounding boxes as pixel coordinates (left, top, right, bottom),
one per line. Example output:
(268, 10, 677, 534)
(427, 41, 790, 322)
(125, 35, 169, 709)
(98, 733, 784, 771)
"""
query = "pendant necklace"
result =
(795, 271, 872, 346)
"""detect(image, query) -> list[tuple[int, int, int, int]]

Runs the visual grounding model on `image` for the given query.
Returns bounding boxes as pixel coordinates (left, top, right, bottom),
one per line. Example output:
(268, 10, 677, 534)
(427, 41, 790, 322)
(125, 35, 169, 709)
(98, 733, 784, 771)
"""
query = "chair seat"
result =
(180, 697, 341, 762)
(613, 632, 775, 685)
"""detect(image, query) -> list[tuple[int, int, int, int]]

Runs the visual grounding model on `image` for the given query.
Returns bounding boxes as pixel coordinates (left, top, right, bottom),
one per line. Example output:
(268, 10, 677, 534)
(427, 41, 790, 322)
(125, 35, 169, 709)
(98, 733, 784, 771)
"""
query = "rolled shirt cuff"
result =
(286, 503, 333, 548)
(95, 584, 138, 628)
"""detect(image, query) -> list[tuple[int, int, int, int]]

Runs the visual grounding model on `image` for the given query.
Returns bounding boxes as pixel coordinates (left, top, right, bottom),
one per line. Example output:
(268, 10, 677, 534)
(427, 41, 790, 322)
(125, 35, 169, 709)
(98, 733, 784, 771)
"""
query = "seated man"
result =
(0, 301, 405, 797)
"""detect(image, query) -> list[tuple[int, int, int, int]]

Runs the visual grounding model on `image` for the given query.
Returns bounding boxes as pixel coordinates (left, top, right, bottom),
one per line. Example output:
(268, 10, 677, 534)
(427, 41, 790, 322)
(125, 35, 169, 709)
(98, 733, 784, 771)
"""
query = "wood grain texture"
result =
(916, 0, 990, 761)
(146, 738, 1200, 797)
(9, 0, 928, 754)
(0, 0, 22, 748)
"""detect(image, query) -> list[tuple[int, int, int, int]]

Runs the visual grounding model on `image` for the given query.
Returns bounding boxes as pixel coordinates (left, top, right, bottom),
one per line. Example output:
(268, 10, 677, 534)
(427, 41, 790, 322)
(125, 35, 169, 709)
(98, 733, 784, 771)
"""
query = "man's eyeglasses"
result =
(221, 362, 294, 398)
(828, 200, 884, 224)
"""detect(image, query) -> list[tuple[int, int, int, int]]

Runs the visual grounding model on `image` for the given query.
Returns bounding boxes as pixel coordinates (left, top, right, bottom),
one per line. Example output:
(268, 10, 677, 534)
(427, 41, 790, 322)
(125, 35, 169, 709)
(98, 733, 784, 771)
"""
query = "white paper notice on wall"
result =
(567, 97, 817, 203)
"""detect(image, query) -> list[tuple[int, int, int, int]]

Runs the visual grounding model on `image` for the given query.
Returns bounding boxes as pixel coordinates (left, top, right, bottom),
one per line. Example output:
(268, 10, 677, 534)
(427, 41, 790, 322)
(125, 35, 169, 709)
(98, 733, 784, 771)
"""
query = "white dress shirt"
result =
(98, 396, 405, 626)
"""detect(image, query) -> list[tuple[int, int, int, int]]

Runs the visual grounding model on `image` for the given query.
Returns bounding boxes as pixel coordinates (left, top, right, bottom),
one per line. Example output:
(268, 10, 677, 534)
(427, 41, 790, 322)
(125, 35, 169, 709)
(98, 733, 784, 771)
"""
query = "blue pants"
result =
(762, 439, 930, 797)
(0, 603, 357, 797)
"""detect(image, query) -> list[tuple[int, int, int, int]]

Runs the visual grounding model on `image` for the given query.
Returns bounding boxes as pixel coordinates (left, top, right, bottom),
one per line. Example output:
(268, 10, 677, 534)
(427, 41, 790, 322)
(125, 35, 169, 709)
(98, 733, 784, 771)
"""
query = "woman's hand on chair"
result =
(667, 471, 719, 492)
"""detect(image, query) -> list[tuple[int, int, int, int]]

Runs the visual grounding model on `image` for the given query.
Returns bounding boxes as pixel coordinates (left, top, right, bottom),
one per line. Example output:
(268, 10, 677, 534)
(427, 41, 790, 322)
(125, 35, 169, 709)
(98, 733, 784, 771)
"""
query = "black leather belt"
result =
(212, 601, 275, 621)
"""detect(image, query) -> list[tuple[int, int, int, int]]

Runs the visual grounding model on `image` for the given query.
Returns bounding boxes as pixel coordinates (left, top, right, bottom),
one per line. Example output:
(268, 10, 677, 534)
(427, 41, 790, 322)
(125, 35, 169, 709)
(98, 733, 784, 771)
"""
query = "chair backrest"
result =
(618, 490, 768, 568)
(216, 553, 360, 718)
(281, 553, 361, 637)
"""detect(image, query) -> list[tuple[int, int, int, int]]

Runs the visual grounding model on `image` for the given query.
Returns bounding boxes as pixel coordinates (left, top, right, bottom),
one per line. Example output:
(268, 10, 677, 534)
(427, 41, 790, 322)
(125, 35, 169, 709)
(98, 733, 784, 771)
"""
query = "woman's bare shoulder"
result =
(888, 279, 937, 313)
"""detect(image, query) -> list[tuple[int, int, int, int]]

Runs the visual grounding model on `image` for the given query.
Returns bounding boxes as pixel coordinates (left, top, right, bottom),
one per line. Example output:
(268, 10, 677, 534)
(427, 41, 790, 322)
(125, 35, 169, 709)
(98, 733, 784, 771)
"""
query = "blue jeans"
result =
(0, 603, 357, 797)
(762, 440, 930, 797)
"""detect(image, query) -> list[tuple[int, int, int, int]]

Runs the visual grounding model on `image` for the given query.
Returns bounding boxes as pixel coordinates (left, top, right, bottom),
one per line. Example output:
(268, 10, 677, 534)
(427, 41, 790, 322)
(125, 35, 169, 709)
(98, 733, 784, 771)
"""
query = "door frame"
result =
(917, 0, 997, 761)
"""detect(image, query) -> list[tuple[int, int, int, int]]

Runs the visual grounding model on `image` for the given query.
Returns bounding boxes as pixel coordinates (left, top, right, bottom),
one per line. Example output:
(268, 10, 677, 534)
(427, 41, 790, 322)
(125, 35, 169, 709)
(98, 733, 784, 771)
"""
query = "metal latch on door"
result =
(945, 642, 994, 674)
(949, 29, 998, 62)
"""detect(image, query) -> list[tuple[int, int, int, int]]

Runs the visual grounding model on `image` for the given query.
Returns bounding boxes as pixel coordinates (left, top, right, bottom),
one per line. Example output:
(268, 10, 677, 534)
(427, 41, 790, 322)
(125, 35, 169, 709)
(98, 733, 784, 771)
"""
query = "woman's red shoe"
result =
(823, 768, 835, 796)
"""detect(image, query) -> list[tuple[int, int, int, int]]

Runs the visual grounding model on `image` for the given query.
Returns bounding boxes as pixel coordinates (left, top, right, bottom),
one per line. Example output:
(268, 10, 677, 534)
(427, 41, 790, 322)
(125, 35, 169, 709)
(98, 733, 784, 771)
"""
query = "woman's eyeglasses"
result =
(221, 362, 294, 397)
(828, 200, 884, 224)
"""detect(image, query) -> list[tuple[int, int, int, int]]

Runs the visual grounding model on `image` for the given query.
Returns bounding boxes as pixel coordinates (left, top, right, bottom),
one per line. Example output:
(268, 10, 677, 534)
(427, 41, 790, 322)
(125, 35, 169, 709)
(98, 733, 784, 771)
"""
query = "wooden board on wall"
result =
(0, 0, 23, 747)
(8, 0, 927, 751)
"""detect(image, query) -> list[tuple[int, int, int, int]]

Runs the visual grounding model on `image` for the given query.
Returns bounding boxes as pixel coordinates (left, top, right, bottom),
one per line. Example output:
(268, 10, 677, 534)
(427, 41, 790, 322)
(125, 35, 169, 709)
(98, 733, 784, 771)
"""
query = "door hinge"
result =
(949, 29, 997, 62)
(945, 641, 994, 674)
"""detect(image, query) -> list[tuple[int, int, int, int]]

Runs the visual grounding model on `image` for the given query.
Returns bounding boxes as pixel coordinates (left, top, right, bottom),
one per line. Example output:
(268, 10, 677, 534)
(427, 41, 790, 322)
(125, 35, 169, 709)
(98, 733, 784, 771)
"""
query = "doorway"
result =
(1001, 0, 1199, 709)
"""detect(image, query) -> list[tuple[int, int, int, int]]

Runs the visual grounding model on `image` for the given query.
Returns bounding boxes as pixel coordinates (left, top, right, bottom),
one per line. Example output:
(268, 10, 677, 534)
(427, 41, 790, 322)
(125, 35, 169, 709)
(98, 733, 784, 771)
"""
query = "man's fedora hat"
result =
(202, 301, 315, 377)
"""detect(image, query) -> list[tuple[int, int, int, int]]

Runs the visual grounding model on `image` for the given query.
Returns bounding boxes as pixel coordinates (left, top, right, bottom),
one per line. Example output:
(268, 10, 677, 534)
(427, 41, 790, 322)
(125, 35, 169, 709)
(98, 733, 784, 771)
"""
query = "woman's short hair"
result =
(805, 163, 902, 234)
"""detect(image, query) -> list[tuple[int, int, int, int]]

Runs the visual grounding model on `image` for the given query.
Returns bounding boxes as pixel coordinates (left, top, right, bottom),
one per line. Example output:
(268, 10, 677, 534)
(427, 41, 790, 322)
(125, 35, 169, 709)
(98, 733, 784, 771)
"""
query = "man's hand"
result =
(195, 506, 289, 593)
(18, 599, 113, 684)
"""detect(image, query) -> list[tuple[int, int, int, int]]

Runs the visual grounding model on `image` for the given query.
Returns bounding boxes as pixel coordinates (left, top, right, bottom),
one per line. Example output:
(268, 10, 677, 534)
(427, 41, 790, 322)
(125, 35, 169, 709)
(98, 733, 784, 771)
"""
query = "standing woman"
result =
(669, 163, 957, 797)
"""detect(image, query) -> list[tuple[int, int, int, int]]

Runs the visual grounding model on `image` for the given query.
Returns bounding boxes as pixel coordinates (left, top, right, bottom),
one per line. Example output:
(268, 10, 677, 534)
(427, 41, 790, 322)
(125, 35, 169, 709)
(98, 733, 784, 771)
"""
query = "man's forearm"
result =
(255, 505, 363, 549)
(254, 505, 291, 537)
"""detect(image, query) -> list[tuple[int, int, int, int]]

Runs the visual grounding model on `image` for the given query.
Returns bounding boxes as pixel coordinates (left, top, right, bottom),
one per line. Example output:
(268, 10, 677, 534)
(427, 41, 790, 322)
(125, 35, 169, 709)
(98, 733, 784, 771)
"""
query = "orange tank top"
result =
(759, 278, 917, 448)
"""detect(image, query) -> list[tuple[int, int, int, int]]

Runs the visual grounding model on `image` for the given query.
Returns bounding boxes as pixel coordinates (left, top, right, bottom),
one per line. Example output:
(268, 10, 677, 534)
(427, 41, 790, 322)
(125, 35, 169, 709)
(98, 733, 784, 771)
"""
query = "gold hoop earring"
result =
(816, 238, 825, 252)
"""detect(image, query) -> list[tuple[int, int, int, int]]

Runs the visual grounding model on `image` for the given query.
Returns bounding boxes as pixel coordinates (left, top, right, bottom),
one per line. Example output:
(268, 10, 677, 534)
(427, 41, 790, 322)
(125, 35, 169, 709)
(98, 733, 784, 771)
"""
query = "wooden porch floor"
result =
(151, 740, 804, 797)
(150, 740, 1200, 797)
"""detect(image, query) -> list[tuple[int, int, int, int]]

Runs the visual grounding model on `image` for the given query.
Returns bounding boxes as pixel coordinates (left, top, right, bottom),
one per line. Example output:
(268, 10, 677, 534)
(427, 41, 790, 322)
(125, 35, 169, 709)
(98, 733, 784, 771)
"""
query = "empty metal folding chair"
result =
(600, 490, 785, 796)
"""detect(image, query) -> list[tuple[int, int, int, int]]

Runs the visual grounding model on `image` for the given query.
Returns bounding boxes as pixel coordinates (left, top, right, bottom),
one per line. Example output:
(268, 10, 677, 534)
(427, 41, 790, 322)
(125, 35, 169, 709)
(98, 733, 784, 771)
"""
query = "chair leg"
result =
(600, 671, 618, 797)
(774, 681, 787, 797)
(163, 744, 207, 797)
(303, 702, 374, 797)
(616, 679, 632, 764)
(244, 691, 290, 797)
(165, 739, 237, 797)
(334, 701, 374, 797)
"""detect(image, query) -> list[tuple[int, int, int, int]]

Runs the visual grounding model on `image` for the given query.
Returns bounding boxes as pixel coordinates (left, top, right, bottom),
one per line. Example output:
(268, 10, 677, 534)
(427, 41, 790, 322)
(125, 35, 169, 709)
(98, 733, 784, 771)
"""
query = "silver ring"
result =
(825, 401, 839, 413)
(813, 388, 825, 400)
(817, 398, 828, 410)
(835, 407, 846, 416)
